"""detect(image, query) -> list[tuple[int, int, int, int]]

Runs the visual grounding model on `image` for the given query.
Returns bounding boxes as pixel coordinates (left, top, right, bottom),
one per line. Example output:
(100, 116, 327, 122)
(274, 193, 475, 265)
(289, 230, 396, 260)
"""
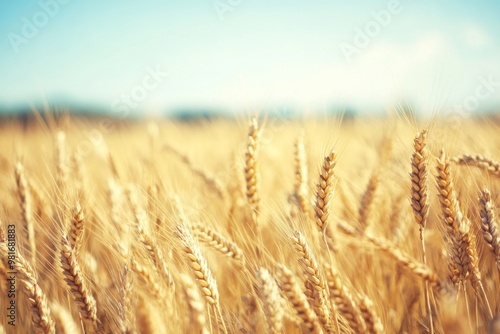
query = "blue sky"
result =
(0, 0, 499, 115)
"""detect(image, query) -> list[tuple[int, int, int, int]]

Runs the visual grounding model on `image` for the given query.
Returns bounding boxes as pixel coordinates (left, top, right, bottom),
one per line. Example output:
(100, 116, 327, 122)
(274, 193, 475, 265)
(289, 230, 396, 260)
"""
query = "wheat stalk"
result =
(410, 130, 433, 333)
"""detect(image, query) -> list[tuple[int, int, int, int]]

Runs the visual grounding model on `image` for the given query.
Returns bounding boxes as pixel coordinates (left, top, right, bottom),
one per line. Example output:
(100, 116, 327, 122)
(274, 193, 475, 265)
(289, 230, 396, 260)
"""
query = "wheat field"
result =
(0, 114, 499, 333)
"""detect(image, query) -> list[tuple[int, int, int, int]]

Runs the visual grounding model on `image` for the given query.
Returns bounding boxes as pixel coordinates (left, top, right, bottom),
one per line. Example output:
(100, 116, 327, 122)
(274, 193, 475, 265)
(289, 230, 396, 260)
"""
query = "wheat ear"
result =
(255, 267, 285, 333)
(177, 225, 220, 305)
(457, 216, 493, 317)
(479, 189, 500, 272)
(119, 262, 135, 334)
(181, 274, 209, 334)
(191, 222, 245, 266)
(436, 149, 468, 286)
(68, 203, 85, 256)
(60, 236, 98, 333)
(15, 162, 36, 264)
(292, 230, 335, 333)
(55, 130, 68, 193)
(358, 296, 384, 334)
(293, 135, 312, 217)
(359, 170, 378, 232)
(131, 258, 166, 301)
(411, 130, 430, 234)
(364, 233, 441, 287)
(51, 302, 79, 334)
(0, 243, 55, 334)
(177, 225, 227, 334)
(314, 150, 336, 232)
(245, 117, 260, 227)
(163, 143, 225, 198)
(454, 154, 500, 177)
(410, 130, 433, 334)
(137, 225, 175, 288)
(276, 264, 322, 333)
(325, 265, 366, 333)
